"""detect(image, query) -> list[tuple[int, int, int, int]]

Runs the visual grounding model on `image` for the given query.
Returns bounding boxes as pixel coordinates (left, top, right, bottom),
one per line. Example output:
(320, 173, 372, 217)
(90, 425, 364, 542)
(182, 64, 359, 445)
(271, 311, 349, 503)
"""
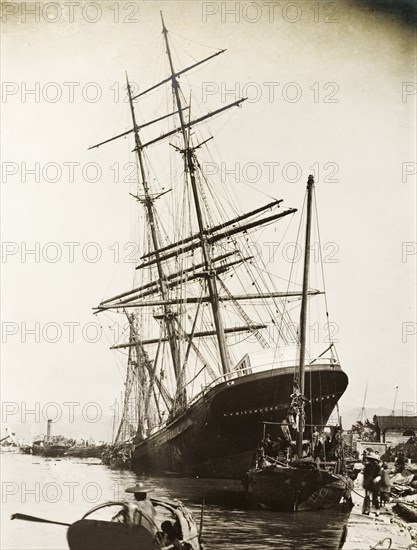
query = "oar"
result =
(11, 513, 70, 527)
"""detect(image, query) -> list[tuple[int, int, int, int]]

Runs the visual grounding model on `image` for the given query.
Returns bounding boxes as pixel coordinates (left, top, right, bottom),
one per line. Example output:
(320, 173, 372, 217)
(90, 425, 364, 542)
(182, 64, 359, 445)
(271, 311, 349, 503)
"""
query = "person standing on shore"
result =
(378, 462, 391, 506)
(362, 452, 382, 516)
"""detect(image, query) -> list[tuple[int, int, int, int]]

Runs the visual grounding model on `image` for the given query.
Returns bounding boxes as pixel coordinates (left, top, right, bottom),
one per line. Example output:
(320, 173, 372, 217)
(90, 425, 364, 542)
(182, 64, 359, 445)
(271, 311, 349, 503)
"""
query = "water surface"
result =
(1, 454, 348, 549)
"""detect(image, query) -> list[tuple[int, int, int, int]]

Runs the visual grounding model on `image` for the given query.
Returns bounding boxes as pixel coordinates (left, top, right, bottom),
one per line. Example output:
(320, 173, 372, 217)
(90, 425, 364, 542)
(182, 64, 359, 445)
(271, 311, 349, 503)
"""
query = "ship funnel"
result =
(46, 419, 52, 442)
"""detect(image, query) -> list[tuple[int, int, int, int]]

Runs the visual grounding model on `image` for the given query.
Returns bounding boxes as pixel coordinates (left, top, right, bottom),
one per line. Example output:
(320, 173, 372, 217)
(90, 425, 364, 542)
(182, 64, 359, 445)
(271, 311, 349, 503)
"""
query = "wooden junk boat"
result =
(243, 176, 351, 512)
(245, 455, 350, 513)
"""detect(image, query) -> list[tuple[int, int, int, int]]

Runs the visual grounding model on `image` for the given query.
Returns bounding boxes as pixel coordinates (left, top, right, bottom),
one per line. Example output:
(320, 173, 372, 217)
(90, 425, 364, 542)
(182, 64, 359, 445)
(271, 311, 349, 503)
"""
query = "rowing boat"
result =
(12, 496, 203, 550)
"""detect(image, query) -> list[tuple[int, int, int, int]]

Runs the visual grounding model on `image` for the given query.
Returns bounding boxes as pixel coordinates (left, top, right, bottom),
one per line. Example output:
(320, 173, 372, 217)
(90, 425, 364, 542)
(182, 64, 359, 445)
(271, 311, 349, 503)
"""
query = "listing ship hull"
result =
(65, 445, 107, 459)
(246, 464, 348, 512)
(32, 444, 70, 457)
(132, 362, 348, 478)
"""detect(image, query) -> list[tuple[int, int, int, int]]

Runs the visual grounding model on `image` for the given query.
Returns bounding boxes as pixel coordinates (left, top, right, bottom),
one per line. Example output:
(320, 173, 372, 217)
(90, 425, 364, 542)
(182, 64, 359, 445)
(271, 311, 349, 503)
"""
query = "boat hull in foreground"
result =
(68, 520, 157, 550)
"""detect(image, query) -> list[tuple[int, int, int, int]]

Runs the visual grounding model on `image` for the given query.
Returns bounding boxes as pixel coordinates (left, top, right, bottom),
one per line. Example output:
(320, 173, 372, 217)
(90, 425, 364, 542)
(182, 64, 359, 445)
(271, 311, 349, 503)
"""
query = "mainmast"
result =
(296, 175, 315, 457)
(126, 75, 182, 389)
(161, 11, 231, 375)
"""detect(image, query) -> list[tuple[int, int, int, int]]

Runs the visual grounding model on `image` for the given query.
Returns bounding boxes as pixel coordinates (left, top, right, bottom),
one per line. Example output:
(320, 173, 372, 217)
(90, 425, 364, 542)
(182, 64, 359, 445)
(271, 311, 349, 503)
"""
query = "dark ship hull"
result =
(32, 444, 70, 457)
(246, 463, 348, 512)
(65, 445, 107, 459)
(132, 362, 348, 478)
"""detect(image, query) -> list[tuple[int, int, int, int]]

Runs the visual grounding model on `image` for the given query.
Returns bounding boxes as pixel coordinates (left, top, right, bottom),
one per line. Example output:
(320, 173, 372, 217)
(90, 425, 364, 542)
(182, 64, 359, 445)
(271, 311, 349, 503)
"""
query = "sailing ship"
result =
(90, 14, 348, 479)
(243, 176, 351, 512)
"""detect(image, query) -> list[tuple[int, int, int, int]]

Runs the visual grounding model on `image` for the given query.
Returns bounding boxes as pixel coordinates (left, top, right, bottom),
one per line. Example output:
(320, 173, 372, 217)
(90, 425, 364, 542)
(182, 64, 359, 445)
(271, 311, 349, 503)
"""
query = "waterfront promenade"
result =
(343, 487, 416, 549)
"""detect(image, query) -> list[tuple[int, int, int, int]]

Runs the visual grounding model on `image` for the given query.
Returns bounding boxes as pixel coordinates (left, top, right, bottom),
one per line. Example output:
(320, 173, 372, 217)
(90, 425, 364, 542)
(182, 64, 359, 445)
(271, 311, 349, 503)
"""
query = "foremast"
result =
(125, 75, 182, 391)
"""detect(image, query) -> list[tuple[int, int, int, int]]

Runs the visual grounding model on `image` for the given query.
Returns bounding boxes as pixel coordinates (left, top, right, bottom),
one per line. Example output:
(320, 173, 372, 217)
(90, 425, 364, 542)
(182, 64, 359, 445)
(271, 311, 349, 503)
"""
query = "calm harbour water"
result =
(1, 454, 348, 549)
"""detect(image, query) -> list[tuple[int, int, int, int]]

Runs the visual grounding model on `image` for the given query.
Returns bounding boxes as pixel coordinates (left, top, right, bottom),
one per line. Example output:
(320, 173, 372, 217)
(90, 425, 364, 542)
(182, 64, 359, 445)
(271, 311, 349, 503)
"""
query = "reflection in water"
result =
(1, 455, 348, 549)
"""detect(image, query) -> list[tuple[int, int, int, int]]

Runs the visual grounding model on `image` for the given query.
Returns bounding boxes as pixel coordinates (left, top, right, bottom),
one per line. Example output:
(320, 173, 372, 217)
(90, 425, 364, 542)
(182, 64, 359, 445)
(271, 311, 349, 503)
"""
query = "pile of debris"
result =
(391, 466, 417, 498)
(390, 464, 417, 523)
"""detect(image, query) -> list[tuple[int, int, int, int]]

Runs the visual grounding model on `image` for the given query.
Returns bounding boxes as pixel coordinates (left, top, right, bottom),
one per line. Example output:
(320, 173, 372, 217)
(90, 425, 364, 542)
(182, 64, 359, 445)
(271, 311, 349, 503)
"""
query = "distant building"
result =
(374, 415, 417, 446)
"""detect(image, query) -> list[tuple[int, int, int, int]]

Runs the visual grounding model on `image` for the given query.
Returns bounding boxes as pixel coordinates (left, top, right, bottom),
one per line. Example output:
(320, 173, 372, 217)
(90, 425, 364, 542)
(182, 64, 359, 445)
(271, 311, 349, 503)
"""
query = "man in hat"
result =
(362, 451, 382, 516)
(113, 482, 157, 532)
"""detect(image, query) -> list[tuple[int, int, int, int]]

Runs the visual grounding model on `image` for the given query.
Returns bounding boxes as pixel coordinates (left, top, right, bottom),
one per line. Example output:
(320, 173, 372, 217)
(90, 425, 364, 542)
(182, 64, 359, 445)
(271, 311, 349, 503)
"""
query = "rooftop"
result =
(374, 415, 417, 430)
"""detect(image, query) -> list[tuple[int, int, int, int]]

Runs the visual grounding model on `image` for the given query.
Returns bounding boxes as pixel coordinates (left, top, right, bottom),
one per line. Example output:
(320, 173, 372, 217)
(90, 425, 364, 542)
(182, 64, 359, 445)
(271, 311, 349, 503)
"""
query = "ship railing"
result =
(185, 355, 338, 408)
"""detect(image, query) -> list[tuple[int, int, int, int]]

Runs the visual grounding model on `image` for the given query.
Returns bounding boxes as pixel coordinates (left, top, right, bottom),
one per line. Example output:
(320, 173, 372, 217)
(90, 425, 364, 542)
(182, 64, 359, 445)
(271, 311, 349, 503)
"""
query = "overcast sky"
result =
(1, 0, 416, 438)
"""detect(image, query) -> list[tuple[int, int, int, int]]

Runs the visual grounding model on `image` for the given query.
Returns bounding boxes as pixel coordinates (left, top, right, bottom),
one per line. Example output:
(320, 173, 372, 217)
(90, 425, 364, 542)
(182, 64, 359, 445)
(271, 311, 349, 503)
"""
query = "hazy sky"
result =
(1, 0, 416, 438)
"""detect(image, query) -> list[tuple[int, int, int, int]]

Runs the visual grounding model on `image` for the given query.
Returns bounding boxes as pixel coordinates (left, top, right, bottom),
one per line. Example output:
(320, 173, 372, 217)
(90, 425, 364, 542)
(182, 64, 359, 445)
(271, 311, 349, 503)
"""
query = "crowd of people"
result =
(254, 424, 345, 468)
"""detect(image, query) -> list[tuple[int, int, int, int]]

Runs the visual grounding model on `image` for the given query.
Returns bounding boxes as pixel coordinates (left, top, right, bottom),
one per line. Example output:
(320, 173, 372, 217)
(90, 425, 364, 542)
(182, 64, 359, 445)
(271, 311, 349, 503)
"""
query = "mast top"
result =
(160, 11, 167, 33)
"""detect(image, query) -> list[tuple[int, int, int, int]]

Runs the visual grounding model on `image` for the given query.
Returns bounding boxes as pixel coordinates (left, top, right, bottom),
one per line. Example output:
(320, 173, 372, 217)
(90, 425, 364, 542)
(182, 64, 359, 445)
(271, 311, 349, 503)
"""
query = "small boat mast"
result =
(296, 174, 315, 458)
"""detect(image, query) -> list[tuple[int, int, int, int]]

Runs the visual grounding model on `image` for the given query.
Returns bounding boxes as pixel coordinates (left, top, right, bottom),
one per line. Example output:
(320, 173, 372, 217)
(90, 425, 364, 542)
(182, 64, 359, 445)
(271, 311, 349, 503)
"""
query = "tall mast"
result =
(391, 385, 399, 416)
(126, 75, 182, 390)
(359, 383, 368, 424)
(161, 12, 231, 374)
(296, 175, 314, 457)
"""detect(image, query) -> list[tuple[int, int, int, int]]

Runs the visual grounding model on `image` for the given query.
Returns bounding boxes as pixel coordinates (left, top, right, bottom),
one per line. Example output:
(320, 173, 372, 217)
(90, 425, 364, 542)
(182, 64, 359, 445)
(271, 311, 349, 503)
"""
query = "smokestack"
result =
(46, 419, 52, 442)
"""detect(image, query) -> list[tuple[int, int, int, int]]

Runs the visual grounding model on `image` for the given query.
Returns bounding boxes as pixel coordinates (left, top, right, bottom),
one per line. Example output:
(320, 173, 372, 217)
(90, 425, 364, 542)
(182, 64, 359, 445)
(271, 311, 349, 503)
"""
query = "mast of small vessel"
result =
(160, 12, 231, 374)
(125, 75, 182, 389)
(296, 175, 314, 458)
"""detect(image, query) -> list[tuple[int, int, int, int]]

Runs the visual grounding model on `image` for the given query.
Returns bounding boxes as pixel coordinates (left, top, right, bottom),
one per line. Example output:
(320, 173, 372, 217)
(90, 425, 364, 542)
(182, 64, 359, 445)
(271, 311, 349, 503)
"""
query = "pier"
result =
(343, 487, 416, 549)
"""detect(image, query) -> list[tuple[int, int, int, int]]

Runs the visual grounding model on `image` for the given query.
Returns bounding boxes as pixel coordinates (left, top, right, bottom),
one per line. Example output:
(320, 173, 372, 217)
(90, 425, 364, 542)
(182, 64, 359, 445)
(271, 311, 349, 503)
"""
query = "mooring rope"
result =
(369, 538, 392, 549)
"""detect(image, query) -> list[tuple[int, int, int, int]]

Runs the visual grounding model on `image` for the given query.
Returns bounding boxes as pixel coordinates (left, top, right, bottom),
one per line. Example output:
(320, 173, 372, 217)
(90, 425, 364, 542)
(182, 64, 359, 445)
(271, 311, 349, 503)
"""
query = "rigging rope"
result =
(273, 190, 307, 381)
(169, 30, 223, 52)
(313, 190, 333, 346)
